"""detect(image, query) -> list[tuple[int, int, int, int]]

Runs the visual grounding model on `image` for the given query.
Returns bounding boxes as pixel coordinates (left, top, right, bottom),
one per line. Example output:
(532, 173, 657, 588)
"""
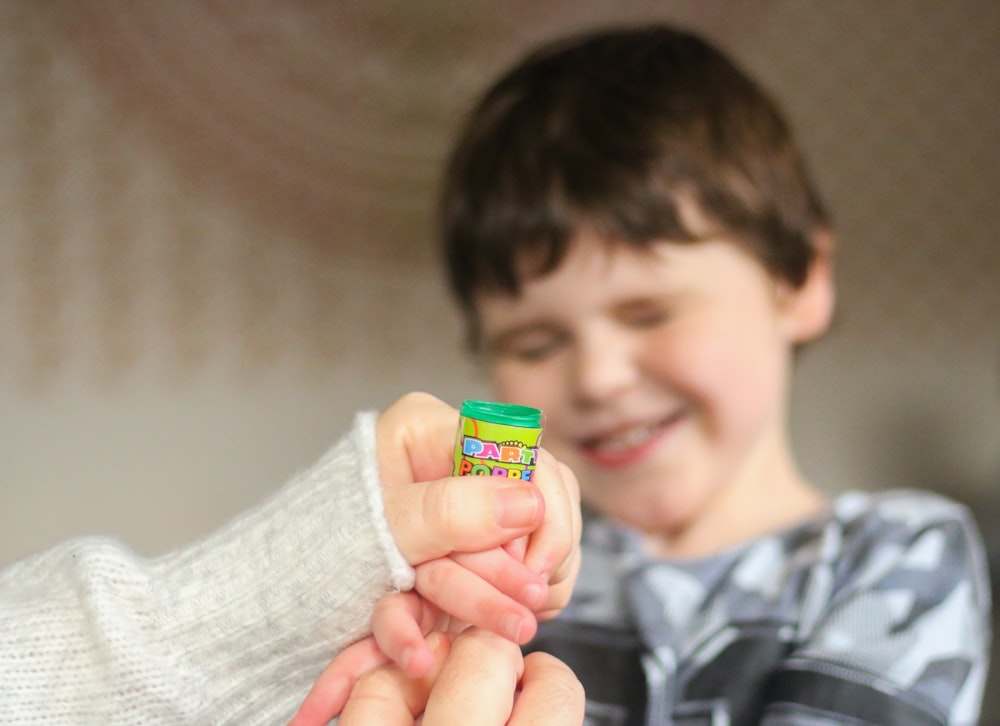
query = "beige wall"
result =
(1, 0, 997, 698)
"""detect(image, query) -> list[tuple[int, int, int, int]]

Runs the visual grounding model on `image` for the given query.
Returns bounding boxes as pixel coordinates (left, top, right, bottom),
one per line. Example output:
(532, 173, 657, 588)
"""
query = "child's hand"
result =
(375, 393, 580, 578)
(376, 393, 581, 647)
(297, 628, 584, 726)
(287, 393, 581, 725)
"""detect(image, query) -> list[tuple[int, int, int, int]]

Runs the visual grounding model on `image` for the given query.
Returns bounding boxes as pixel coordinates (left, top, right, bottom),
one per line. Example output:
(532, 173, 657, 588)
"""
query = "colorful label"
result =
(452, 415, 542, 481)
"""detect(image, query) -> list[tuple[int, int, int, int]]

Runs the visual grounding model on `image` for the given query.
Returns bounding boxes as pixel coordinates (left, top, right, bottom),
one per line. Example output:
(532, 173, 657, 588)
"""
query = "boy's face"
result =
(476, 228, 830, 551)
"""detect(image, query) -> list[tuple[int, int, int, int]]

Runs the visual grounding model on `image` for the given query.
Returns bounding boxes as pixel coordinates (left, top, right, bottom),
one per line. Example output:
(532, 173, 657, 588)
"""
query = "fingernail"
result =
(504, 614, 526, 642)
(495, 486, 541, 528)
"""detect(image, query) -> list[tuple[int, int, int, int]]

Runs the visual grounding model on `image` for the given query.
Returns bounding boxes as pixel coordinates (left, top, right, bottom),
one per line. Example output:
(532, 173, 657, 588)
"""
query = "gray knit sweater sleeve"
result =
(0, 410, 415, 725)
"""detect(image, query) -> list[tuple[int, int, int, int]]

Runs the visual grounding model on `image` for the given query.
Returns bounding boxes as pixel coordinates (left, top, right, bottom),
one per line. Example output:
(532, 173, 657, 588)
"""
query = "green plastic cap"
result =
(459, 399, 543, 428)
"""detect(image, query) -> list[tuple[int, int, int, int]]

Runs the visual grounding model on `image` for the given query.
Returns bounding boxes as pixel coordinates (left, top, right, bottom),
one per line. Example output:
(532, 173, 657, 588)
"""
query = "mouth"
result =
(579, 411, 685, 467)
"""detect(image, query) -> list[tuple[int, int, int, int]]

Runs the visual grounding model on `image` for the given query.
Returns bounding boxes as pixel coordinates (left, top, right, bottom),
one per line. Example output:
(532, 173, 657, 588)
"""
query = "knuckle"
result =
(394, 390, 434, 410)
(423, 480, 464, 543)
(415, 559, 451, 596)
(526, 652, 585, 705)
(345, 667, 407, 714)
(548, 669, 586, 711)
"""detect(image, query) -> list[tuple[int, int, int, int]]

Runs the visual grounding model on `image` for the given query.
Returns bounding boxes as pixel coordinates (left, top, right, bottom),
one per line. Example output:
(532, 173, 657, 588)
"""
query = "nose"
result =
(570, 324, 639, 405)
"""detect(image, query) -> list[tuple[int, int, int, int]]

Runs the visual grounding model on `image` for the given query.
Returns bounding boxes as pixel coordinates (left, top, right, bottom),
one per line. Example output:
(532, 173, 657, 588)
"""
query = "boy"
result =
(437, 23, 990, 726)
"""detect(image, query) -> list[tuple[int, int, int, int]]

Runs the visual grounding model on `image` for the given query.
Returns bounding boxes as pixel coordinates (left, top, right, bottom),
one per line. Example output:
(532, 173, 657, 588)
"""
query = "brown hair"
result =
(440, 24, 830, 348)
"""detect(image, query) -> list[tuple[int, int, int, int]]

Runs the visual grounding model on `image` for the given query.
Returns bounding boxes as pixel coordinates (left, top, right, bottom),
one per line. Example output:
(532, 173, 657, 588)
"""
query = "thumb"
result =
(384, 475, 545, 565)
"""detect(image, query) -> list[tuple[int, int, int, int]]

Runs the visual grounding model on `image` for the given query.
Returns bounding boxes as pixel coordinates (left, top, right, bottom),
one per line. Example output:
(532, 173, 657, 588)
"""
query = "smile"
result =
(587, 423, 660, 451)
(580, 412, 684, 466)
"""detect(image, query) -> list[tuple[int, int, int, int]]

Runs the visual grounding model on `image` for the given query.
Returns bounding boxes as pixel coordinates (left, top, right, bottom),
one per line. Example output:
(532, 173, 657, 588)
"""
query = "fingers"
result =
(370, 591, 447, 678)
(373, 550, 547, 678)
(385, 476, 545, 565)
(375, 392, 459, 486)
(509, 652, 586, 725)
(376, 394, 581, 602)
(338, 631, 451, 726)
(534, 544, 582, 621)
(449, 547, 548, 610)
(287, 636, 389, 726)
(334, 629, 584, 726)
(375, 392, 582, 640)
(415, 553, 539, 644)
(522, 453, 582, 590)
(421, 628, 523, 726)
(385, 448, 581, 639)
(288, 593, 448, 726)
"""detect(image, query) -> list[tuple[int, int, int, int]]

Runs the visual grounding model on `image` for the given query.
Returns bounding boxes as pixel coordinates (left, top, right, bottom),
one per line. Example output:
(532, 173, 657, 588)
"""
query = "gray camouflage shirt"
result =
(526, 489, 991, 725)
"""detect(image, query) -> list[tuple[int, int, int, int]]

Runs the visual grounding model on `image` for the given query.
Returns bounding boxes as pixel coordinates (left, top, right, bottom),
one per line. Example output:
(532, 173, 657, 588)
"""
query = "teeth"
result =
(590, 424, 657, 452)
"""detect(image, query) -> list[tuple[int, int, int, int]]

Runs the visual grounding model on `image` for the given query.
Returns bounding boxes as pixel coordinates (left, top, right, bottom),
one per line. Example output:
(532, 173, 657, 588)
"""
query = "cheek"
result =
(652, 313, 785, 420)
(705, 350, 782, 428)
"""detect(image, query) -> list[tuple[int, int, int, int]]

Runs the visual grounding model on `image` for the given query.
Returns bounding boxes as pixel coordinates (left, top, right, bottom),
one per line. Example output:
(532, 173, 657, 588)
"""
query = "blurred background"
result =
(1, 0, 997, 713)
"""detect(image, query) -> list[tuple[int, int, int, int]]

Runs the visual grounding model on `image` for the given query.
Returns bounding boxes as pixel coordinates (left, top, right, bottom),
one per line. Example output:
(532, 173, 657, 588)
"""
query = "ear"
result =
(778, 229, 836, 344)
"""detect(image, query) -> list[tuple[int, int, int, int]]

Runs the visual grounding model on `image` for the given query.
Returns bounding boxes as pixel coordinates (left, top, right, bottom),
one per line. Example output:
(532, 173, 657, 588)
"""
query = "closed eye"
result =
(487, 327, 569, 364)
(617, 300, 673, 328)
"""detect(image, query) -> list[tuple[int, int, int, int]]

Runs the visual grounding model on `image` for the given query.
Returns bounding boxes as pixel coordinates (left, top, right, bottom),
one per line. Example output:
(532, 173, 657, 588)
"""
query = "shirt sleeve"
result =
(762, 492, 992, 726)
(0, 410, 415, 725)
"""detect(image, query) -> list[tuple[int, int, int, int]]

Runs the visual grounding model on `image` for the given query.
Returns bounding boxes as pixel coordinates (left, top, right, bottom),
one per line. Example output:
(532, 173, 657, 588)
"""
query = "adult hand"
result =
(338, 627, 584, 726)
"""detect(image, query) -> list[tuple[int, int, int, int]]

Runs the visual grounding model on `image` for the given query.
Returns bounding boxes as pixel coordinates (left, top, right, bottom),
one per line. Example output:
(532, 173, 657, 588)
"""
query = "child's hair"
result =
(440, 23, 830, 349)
